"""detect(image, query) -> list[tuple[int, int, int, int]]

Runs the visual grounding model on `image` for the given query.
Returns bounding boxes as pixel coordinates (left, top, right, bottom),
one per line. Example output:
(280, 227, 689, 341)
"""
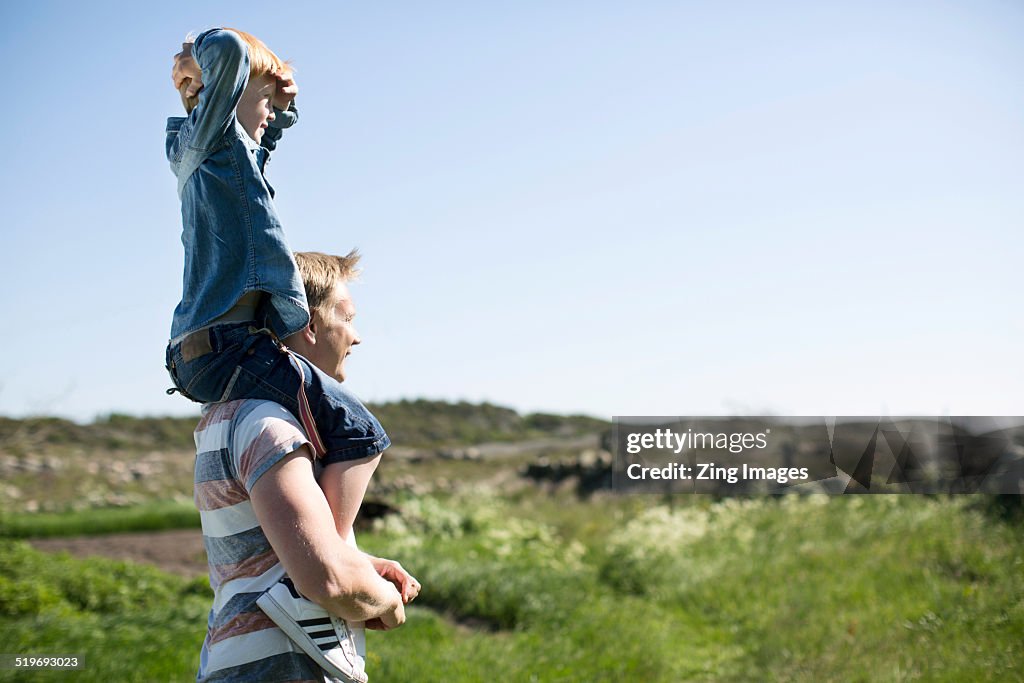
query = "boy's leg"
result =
(167, 326, 390, 462)
(256, 578, 367, 683)
(318, 456, 382, 544)
(224, 328, 391, 461)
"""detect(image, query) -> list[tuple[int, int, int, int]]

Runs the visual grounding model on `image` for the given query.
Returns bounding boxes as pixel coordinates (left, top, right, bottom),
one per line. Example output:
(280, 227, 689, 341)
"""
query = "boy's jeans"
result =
(166, 322, 390, 464)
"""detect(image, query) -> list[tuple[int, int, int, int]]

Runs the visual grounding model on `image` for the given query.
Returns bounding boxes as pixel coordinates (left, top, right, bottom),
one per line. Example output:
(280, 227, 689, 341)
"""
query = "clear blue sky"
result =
(1, 1, 1022, 422)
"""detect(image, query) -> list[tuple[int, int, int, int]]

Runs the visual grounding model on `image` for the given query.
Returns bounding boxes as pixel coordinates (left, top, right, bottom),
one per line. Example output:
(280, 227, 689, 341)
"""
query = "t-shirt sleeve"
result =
(230, 401, 312, 493)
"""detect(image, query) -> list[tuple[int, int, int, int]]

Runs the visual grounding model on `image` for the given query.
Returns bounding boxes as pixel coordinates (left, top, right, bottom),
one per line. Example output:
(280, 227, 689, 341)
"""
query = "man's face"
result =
(307, 282, 361, 383)
(236, 73, 276, 143)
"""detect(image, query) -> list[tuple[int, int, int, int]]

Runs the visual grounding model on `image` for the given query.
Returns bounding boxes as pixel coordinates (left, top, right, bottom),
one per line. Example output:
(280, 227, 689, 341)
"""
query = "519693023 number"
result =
(1, 655, 83, 669)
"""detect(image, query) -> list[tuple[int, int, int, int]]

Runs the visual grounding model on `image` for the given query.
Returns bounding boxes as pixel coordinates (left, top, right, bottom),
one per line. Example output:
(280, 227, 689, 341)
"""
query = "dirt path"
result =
(29, 529, 208, 578)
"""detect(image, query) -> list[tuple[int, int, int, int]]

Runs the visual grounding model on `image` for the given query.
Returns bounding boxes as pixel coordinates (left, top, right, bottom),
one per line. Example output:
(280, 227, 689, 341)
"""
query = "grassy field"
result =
(0, 500, 199, 539)
(1, 492, 1021, 682)
(0, 539, 210, 682)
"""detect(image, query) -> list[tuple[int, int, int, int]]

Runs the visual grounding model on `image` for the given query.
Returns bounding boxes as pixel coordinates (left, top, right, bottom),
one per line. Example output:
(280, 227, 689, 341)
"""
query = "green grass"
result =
(1, 495, 1021, 681)
(0, 500, 199, 538)
(0, 540, 209, 683)
(364, 494, 1024, 681)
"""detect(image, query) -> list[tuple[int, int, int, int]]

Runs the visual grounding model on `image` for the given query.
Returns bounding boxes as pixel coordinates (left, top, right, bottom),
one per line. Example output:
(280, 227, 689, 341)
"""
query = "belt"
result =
(177, 318, 257, 363)
(178, 327, 215, 363)
(175, 298, 261, 363)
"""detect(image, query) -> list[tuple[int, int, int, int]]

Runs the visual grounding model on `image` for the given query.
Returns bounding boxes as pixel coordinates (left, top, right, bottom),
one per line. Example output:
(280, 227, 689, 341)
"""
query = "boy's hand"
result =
(172, 43, 203, 98)
(272, 71, 298, 110)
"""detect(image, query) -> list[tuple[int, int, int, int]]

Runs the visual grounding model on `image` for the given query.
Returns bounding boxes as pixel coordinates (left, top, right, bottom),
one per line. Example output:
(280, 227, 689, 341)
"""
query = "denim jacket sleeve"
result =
(169, 28, 249, 195)
(188, 28, 249, 152)
(260, 101, 299, 152)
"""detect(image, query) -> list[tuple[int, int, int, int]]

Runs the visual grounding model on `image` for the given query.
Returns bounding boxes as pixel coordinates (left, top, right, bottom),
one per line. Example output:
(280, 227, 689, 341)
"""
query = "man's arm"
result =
(250, 447, 405, 626)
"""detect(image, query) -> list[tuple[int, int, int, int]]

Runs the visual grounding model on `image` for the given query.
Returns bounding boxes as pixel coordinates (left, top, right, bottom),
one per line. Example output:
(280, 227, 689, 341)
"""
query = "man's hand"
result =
(368, 556, 421, 604)
(364, 600, 406, 631)
(172, 42, 203, 98)
(272, 71, 298, 110)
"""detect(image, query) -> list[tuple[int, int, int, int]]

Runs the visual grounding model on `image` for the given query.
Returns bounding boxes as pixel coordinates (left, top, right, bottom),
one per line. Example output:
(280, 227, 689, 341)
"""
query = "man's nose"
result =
(352, 330, 361, 346)
(267, 109, 276, 122)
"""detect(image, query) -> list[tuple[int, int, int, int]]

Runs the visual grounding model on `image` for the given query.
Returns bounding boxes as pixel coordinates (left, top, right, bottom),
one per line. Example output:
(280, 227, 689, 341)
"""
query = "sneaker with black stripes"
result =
(256, 577, 367, 683)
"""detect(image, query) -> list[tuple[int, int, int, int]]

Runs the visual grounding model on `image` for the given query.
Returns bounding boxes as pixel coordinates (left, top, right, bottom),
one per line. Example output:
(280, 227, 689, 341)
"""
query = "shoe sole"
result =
(256, 591, 367, 683)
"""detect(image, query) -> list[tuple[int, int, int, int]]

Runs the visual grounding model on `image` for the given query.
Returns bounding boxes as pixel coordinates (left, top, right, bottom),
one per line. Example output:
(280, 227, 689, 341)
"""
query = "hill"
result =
(0, 400, 606, 457)
(0, 400, 607, 514)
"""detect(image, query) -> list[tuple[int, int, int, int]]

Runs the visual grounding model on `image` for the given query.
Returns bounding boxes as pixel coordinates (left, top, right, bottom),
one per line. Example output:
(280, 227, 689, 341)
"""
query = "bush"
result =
(367, 493, 588, 628)
(0, 540, 210, 618)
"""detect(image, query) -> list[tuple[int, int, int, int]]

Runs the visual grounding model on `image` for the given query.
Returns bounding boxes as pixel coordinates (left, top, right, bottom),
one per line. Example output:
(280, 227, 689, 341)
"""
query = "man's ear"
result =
(302, 313, 319, 346)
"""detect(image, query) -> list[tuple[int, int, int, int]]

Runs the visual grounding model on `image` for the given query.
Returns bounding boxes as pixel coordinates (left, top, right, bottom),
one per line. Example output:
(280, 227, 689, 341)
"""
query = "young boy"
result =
(165, 27, 415, 682)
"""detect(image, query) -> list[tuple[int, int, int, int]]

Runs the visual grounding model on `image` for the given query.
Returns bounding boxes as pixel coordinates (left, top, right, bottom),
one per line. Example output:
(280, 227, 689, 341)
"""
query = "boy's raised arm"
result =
(261, 101, 299, 152)
(261, 70, 299, 152)
(181, 28, 250, 152)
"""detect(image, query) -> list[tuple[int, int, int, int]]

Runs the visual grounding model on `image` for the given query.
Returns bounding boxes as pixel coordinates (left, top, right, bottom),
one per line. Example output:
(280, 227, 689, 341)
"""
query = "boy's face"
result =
(237, 73, 276, 142)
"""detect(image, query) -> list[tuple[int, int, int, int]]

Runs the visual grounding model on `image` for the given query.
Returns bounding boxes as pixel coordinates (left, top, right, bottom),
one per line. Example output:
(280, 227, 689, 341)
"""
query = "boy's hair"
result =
(225, 28, 291, 80)
(294, 250, 362, 320)
(179, 28, 291, 114)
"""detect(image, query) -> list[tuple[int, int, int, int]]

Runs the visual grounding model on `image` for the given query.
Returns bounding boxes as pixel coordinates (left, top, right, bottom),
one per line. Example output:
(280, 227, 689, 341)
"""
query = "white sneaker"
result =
(256, 578, 368, 683)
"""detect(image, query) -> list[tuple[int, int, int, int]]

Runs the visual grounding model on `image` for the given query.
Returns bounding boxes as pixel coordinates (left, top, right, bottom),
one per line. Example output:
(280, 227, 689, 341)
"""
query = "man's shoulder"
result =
(198, 399, 302, 437)
(196, 399, 310, 492)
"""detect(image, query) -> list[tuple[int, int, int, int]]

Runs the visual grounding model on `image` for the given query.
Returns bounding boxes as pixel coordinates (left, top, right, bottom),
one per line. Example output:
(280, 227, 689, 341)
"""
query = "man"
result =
(193, 250, 419, 682)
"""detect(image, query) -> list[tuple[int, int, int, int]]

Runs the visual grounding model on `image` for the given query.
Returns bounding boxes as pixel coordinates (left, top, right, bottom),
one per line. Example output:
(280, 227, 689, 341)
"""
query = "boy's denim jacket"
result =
(165, 27, 309, 344)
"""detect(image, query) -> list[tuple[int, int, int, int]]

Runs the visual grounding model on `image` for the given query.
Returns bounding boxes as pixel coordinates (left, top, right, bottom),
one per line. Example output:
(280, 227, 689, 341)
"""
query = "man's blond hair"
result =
(294, 250, 362, 321)
(179, 28, 292, 114)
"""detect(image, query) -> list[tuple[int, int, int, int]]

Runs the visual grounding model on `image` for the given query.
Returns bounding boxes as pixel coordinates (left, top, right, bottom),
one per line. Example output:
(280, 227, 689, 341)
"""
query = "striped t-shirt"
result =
(194, 399, 343, 683)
